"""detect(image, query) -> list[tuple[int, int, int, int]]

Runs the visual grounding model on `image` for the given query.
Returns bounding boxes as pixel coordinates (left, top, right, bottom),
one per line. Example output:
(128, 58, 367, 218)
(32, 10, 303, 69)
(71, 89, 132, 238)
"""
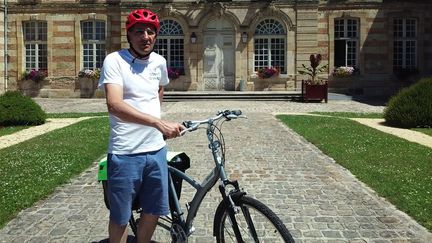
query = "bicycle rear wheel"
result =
(214, 196, 295, 243)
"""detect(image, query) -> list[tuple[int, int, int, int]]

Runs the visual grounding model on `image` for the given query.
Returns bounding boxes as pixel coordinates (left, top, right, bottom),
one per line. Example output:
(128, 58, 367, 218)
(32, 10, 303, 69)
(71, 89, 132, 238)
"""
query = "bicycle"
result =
(98, 110, 295, 242)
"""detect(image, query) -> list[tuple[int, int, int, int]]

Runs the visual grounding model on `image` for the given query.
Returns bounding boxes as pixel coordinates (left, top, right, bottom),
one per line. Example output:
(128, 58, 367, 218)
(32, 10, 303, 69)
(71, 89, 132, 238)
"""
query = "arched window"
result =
(81, 20, 106, 70)
(23, 21, 48, 72)
(155, 20, 184, 74)
(254, 19, 286, 73)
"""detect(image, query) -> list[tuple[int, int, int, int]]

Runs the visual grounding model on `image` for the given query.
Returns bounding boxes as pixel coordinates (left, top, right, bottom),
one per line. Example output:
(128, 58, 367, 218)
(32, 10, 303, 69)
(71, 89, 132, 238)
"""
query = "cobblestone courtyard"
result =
(0, 99, 431, 242)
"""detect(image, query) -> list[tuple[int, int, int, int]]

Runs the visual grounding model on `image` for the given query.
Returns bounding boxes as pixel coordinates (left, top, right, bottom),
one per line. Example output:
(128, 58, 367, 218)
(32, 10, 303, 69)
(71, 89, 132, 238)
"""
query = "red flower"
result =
(24, 69, 47, 82)
(256, 67, 279, 79)
(168, 67, 181, 79)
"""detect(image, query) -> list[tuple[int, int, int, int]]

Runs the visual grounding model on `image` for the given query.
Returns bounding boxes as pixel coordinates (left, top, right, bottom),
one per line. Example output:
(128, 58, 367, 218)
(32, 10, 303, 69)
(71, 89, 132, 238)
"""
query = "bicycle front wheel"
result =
(214, 196, 295, 243)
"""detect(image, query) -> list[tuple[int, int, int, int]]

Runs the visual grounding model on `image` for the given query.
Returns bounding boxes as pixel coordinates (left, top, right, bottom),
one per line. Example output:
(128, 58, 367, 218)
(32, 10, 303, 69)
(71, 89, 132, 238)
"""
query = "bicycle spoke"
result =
(241, 205, 260, 242)
(216, 196, 293, 243)
(227, 208, 245, 242)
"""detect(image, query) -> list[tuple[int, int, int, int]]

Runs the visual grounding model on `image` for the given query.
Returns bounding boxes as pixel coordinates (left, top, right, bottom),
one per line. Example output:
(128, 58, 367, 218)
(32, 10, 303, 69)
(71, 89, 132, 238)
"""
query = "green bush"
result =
(384, 77, 432, 128)
(0, 91, 46, 126)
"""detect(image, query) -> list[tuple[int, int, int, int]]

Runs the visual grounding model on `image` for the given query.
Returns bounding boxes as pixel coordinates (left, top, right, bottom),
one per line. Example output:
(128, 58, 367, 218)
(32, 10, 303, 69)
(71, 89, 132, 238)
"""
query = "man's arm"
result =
(104, 83, 183, 139)
(159, 86, 164, 105)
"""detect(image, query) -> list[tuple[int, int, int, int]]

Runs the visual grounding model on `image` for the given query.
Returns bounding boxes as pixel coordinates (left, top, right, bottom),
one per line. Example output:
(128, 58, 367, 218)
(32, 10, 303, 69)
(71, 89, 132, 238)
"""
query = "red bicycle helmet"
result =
(126, 9, 160, 32)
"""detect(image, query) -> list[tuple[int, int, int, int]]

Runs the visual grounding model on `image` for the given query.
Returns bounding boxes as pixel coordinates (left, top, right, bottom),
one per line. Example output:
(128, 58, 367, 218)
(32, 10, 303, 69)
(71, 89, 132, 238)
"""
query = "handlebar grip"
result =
(221, 110, 242, 116)
(231, 110, 242, 116)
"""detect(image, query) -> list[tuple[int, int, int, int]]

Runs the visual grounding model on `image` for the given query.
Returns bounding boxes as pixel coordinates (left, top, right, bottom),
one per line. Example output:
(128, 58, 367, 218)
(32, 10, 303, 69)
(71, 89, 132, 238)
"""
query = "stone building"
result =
(1, 0, 431, 98)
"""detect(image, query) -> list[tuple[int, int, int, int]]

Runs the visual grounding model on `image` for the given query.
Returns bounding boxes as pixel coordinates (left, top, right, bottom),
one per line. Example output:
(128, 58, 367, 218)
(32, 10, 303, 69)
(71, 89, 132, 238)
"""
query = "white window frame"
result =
(334, 18, 359, 68)
(393, 18, 417, 70)
(81, 20, 106, 70)
(155, 20, 185, 73)
(253, 19, 286, 73)
(23, 21, 47, 71)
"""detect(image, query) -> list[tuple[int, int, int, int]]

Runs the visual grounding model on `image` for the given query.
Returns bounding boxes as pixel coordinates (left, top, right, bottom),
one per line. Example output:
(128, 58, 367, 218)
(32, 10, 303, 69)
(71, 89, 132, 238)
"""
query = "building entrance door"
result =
(203, 19, 235, 91)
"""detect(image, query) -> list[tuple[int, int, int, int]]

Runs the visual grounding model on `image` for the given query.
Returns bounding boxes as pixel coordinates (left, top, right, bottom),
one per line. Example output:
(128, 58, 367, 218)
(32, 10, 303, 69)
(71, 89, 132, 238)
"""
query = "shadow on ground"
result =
(92, 236, 161, 243)
(92, 235, 135, 243)
(328, 92, 389, 106)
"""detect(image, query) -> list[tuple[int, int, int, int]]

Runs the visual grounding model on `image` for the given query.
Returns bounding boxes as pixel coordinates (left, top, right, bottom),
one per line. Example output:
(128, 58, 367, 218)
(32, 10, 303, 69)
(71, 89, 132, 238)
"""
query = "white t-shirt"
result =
(99, 49, 169, 154)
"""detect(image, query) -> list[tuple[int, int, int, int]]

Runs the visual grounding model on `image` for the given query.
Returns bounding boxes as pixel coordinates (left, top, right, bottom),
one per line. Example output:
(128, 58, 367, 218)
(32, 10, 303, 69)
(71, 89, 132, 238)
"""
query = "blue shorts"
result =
(107, 147, 169, 225)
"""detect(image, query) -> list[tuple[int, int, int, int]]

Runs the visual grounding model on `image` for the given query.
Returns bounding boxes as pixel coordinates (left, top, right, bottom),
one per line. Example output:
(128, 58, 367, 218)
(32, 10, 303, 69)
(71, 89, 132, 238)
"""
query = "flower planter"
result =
(19, 79, 43, 97)
(79, 77, 98, 98)
(251, 76, 293, 91)
(302, 81, 328, 103)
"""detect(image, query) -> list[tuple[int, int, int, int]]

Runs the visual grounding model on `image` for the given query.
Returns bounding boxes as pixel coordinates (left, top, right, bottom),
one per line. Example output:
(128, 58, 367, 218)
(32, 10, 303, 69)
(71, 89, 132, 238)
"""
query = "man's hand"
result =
(157, 120, 185, 140)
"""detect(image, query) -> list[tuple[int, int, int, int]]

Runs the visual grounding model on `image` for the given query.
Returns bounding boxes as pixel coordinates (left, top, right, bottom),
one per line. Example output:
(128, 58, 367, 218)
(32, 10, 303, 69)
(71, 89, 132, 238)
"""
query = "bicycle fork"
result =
(218, 180, 250, 242)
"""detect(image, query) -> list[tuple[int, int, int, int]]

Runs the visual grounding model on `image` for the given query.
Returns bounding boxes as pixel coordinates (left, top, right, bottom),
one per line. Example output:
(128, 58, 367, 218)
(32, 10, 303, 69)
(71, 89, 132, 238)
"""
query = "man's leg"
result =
(107, 153, 140, 243)
(138, 147, 169, 242)
(137, 213, 159, 243)
(109, 219, 128, 243)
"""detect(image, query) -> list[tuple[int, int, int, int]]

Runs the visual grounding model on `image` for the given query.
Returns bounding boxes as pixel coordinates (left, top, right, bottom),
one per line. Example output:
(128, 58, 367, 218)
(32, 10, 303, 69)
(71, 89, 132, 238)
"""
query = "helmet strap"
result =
(128, 45, 152, 63)
(126, 30, 157, 63)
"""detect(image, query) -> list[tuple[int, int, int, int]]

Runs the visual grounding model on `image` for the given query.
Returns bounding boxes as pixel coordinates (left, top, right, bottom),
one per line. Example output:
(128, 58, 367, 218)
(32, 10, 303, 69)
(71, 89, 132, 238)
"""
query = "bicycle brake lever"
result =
(182, 121, 192, 128)
(180, 123, 198, 136)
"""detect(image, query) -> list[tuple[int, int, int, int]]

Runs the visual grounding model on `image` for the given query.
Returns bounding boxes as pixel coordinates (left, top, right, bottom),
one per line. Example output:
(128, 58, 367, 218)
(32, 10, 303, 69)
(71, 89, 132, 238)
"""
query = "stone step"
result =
(164, 91, 303, 101)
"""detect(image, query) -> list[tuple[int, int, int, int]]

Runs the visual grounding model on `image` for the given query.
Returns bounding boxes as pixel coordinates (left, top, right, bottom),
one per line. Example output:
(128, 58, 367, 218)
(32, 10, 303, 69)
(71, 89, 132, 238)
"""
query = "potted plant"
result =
(78, 68, 100, 98)
(256, 67, 280, 79)
(19, 69, 48, 97)
(168, 67, 182, 80)
(298, 54, 328, 103)
(332, 66, 355, 78)
(254, 67, 280, 90)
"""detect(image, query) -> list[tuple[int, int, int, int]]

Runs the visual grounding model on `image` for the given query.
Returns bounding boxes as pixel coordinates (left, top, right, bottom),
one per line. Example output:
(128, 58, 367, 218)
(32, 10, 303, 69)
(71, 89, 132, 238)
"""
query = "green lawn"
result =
(413, 128, 432, 137)
(0, 117, 109, 228)
(0, 126, 31, 137)
(0, 113, 108, 137)
(277, 114, 432, 231)
(47, 112, 108, 118)
(311, 112, 384, 119)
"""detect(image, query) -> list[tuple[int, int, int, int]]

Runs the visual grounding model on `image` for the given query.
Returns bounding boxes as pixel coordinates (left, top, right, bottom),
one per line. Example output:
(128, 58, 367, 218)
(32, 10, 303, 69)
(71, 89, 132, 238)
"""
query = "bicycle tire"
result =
(214, 196, 295, 243)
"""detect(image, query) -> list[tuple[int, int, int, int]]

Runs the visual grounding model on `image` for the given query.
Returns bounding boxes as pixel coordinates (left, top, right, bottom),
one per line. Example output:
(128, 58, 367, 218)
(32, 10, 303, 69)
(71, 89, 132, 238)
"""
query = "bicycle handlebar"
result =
(180, 110, 244, 136)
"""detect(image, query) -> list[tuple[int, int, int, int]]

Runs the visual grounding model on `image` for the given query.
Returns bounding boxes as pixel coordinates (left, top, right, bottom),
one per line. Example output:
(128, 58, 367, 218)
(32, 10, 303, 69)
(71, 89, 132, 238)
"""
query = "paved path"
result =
(352, 118, 432, 149)
(1, 99, 431, 243)
(0, 117, 96, 150)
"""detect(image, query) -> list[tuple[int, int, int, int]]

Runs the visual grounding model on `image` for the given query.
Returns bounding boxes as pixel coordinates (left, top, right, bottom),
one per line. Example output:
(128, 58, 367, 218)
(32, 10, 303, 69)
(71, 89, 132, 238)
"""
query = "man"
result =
(98, 9, 184, 243)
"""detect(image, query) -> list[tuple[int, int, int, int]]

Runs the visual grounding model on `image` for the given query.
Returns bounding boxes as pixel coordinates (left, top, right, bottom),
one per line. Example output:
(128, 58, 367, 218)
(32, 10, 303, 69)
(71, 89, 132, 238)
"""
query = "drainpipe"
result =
(3, 0, 7, 92)
(294, 0, 298, 91)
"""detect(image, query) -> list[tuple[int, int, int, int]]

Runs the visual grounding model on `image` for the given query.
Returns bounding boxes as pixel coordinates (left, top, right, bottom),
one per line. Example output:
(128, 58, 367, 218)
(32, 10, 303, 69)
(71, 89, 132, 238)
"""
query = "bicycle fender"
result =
(212, 190, 246, 237)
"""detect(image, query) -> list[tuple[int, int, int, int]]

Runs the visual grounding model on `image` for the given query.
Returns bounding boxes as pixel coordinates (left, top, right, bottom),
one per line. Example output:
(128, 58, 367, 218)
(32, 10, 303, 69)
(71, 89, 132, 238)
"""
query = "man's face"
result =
(128, 23, 157, 56)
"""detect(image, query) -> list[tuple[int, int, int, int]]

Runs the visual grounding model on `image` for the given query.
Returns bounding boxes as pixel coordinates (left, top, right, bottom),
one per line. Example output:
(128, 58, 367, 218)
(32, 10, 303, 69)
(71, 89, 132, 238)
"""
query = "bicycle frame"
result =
(165, 114, 235, 236)
(166, 163, 220, 234)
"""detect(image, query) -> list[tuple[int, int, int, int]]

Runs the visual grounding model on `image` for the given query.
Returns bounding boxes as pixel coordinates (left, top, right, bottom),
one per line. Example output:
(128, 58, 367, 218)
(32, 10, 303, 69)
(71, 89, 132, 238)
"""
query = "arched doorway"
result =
(203, 18, 235, 91)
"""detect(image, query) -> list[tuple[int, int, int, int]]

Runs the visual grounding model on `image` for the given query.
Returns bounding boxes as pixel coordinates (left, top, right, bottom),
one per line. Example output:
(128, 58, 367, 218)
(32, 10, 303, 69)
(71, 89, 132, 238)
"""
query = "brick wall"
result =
(7, 8, 120, 97)
(0, 5, 4, 94)
(3, 0, 432, 97)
